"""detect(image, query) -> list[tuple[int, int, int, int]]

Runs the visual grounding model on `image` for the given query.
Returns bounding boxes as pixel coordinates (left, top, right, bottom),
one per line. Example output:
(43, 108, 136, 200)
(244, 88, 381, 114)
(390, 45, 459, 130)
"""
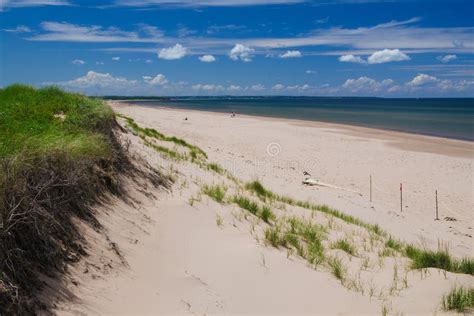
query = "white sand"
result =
(52, 102, 474, 315)
(116, 103, 474, 257)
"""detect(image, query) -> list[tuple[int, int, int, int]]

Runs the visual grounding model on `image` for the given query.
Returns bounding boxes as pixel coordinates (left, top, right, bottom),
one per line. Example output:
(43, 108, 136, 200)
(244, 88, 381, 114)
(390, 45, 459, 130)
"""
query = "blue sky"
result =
(0, 0, 473, 97)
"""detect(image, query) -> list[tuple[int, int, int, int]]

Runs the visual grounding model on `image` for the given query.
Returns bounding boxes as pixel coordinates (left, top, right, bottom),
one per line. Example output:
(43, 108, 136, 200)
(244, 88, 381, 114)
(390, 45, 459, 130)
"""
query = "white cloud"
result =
(228, 85, 241, 91)
(272, 84, 285, 91)
(54, 71, 138, 93)
(251, 84, 265, 91)
(112, 56, 120, 61)
(113, 0, 307, 7)
(406, 73, 439, 86)
(199, 54, 216, 63)
(28, 21, 164, 43)
(158, 43, 187, 60)
(338, 54, 366, 64)
(72, 59, 85, 65)
(192, 84, 225, 92)
(437, 54, 457, 63)
(145, 59, 153, 63)
(139, 24, 164, 38)
(96, 61, 104, 65)
(1, 0, 71, 10)
(367, 49, 410, 64)
(3, 25, 31, 33)
(305, 70, 317, 74)
(279, 50, 302, 58)
(342, 76, 394, 93)
(143, 74, 168, 85)
(229, 44, 254, 62)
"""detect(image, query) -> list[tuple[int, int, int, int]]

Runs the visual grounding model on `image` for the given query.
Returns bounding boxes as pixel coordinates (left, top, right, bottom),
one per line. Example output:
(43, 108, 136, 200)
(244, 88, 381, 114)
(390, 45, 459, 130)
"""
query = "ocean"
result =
(126, 97, 474, 141)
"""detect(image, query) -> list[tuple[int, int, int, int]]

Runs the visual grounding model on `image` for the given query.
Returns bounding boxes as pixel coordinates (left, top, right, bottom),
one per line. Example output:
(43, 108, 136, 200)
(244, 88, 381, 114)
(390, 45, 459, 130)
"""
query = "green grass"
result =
(328, 256, 346, 281)
(244, 181, 385, 237)
(207, 162, 224, 174)
(118, 114, 207, 159)
(331, 238, 356, 256)
(0, 85, 123, 313)
(405, 245, 473, 275)
(233, 195, 260, 215)
(0, 84, 114, 161)
(265, 226, 284, 247)
(385, 236, 403, 252)
(245, 180, 275, 200)
(260, 206, 275, 223)
(202, 184, 227, 203)
(442, 287, 474, 312)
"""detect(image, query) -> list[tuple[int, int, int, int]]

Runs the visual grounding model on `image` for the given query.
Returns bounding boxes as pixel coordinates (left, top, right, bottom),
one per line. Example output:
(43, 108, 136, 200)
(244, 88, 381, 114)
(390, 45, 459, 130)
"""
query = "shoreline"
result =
(117, 101, 474, 159)
(119, 99, 474, 142)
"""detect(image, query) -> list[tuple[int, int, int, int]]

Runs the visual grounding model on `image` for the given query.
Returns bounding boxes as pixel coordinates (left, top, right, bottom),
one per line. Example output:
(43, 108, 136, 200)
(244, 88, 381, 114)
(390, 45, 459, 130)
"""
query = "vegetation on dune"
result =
(0, 84, 114, 161)
(405, 245, 473, 275)
(202, 184, 227, 203)
(118, 114, 207, 160)
(0, 85, 168, 314)
(442, 286, 474, 312)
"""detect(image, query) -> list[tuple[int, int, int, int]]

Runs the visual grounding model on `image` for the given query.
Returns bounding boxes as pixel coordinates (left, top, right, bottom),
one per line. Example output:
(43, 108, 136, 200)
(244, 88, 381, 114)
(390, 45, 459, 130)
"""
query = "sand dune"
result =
(53, 102, 473, 315)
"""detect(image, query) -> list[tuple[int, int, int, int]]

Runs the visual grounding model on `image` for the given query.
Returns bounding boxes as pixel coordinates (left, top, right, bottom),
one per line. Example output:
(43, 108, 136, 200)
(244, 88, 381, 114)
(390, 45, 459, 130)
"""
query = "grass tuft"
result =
(233, 195, 259, 215)
(202, 184, 227, 203)
(405, 245, 473, 275)
(331, 238, 356, 256)
(328, 257, 346, 281)
(442, 286, 474, 312)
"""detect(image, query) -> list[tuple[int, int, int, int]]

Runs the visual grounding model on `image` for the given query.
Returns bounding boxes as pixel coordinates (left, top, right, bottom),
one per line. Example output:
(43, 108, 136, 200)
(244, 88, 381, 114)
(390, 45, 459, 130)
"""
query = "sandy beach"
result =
(53, 102, 473, 315)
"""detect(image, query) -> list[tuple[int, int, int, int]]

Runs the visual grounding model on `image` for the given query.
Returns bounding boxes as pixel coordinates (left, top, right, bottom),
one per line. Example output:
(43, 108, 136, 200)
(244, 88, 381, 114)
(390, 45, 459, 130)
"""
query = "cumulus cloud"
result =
(143, 74, 168, 85)
(437, 54, 457, 63)
(251, 84, 265, 91)
(3, 25, 32, 33)
(338, 54, 366, 64)
(72, 59, 85, 65)
(228, 85, 241, 91)
(406, 73, 439, 86)
(158, 43, 187, 60)
(367, 49, 410, 64)
(279, 50, 302, 58)
(54, 71, 138, 93)
(198, 54, 216, 62)
(112, 56, 120, 61)
(342, 76, 394, 93)
(272, 84, 285, 91)
(229, 44, 254, 62)
(192, 84, 225, 92)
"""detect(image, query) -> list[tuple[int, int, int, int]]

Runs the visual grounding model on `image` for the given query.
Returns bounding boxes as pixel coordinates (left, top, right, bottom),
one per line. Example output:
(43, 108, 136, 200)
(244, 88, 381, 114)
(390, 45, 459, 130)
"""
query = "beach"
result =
(116, 102, 473, 257)
(53, 102, 473, 315)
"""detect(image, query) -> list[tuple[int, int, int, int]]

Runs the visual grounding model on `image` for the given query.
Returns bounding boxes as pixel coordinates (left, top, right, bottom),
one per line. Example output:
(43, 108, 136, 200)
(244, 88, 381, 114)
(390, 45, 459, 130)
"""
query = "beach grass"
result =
(233, 195, 260, 215)
(0, 85, 133, 313)
(331, 238, 357, 256)
(0, 84, 114, 162)
(442, 286, 474, 312)
(118, 114, 207, 159)
(202, 184, 227, 203)
(405, 245, 473, 275)
(328, 256, 346, 281)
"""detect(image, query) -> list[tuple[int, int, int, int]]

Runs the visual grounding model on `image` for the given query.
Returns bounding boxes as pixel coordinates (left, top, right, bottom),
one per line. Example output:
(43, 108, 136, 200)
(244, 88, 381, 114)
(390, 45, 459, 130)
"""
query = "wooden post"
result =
(435, 190, 439, 220)
(370, 175, 372, 203)
(400, 183, 403, 212)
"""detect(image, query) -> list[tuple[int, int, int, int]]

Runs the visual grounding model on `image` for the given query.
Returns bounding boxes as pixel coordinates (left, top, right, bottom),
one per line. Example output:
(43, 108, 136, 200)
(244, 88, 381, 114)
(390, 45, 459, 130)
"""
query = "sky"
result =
(0, 0, 473, 97)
